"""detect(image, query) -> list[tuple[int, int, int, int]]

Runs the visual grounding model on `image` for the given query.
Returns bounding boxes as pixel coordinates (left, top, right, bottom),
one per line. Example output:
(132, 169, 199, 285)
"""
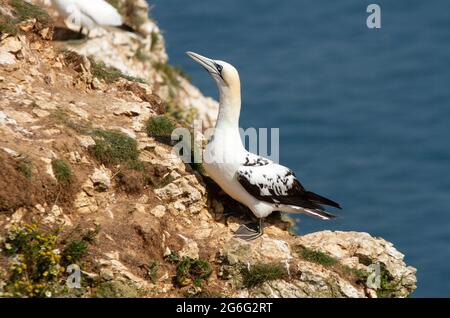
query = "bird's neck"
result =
(216, 84, 241, 130)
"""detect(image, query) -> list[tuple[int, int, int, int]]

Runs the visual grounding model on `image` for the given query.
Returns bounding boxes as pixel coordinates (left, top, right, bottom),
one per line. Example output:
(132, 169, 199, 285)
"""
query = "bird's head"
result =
(186, 51, 240, 93)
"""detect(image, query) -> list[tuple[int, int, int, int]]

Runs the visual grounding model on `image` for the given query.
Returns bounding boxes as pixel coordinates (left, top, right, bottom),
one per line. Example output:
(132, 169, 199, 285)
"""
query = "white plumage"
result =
(187, 51, 341, 240)
(52, 0, 123, 32)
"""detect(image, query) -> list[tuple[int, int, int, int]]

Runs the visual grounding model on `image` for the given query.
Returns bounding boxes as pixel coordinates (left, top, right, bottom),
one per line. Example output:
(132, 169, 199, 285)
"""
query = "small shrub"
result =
(127, 159, 144, 171)
(61, 240, 87, 266)
(16, 158, 32, 180)
(116, 169, 144, 194)
(89, 129, 139, 166)
(175, 257, 212, 287)
(51, 159, 73, 185)
(147, 261, 159, 284)
(1, 224, 94, 297)
(146, 115, 176, 143)
(1, 224, 62, 297)
(241, 263, 287, 288)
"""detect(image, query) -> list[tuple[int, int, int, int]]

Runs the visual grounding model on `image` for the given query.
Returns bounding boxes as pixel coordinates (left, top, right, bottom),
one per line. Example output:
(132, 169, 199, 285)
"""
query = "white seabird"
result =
(52, 0, 128, 36)
(186, 51, 341, 241)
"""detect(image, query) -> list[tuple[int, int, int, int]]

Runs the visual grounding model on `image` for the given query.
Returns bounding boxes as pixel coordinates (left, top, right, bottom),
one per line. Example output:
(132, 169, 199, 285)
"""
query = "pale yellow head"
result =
(186, 51, 241, 127)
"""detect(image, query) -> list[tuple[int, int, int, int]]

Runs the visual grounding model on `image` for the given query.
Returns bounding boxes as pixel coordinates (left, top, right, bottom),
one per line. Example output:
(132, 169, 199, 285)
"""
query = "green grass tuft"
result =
(51, 159, 73, 185)
(375, 264, 398, 298)
(241, 263, 287, 288)
(297, 246, 377, 290)
(9, 0, 50, 23)
(1, 0, 51, 36)
(89, 57, 145, 84)
(146, 261, 159, 284)
(89, 129, 139, 166)
(0, 12, 18, 35)
(174, 257, 212, 287)
(127, 159, 144, 171)
(16, 158, 32, 180)
(164, 251, 180, 264)
(146, 115, 176, 142)
(299, 246, 339, 267)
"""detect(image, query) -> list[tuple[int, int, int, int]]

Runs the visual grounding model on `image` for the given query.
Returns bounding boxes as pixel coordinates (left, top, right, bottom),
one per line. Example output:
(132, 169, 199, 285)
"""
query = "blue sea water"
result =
(149, 0, 450, 297)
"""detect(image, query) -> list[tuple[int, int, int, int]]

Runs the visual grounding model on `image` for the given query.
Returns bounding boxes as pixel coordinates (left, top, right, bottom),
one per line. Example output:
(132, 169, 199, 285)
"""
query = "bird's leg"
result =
(234, 218, 264, 241)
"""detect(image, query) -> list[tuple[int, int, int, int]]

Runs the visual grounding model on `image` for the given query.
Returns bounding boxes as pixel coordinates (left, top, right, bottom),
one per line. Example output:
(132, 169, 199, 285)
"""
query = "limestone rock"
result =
(77, 135, 96, 149)
(112, 101, 143, 117)
(32, 108, 50, 118)
(296, 231, 417, 296)
(179, 237, 200, 259)
(0, 51, 16, 65)
(0, 37, 22, 53)
(155, 183, 182, 200)
(90, 167, 111, 192)
(150, 205, 166, 218)
(224, 237, 292, 265)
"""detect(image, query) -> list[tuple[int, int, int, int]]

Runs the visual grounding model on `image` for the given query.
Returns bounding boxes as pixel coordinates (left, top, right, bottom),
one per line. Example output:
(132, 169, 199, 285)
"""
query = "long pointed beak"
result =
(186, 51, 217, 74)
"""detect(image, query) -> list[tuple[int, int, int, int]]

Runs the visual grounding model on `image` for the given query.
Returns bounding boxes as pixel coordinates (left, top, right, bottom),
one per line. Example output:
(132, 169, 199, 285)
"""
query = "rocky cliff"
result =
(0, 0, 416, 298)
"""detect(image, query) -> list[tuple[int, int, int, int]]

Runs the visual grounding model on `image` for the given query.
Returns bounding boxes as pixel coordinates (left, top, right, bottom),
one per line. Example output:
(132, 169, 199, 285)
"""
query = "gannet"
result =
(186, 51, 341, 241)
(52, 0, 130, 36)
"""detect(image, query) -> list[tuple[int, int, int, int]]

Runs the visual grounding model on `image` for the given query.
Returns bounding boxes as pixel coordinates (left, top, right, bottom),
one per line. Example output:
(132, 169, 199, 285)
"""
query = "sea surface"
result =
(149, 0, 450, 297)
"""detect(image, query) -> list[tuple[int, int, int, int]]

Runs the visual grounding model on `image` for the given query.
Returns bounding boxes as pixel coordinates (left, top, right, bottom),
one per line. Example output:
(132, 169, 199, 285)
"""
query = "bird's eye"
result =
(216, 64, 223, 73)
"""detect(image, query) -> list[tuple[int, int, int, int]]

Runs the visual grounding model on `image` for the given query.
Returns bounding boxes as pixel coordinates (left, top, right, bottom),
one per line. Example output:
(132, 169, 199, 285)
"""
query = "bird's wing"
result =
(236, 158, 341, 210)
(75, 0, 122, 26)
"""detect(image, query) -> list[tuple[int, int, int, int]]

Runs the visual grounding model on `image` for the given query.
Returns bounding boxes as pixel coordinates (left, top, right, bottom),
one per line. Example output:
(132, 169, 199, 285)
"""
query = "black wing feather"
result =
(236, 165, 341, 210)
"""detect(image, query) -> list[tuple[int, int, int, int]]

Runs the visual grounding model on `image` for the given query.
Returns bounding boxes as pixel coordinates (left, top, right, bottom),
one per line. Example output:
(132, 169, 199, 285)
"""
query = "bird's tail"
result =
(279, 204, 336, 220)
(304, 191, 342, 209)
(117, 23, 135, 33)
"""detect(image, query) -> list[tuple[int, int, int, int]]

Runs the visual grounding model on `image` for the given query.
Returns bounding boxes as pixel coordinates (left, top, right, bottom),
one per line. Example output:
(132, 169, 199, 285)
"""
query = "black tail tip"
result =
(118, 23, 135, 33)
(305, 191, 342, 210)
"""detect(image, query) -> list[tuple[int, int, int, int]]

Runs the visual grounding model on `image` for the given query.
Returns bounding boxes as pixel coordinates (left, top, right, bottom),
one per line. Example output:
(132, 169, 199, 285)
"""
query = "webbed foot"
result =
(233, 219, 264, 241)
